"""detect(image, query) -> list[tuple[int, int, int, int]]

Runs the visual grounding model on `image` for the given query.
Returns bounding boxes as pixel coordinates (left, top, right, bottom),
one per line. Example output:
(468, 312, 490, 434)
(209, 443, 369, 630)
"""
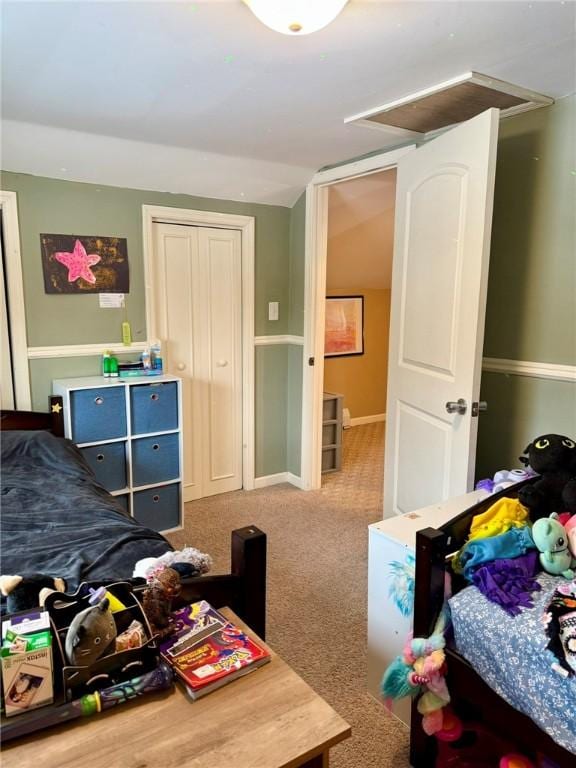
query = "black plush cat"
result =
(518, 434, 576, 520)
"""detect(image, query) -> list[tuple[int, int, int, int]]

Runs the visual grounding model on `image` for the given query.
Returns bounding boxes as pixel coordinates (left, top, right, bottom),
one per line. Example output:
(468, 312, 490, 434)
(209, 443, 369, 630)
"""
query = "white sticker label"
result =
(99, 293, 125, 308)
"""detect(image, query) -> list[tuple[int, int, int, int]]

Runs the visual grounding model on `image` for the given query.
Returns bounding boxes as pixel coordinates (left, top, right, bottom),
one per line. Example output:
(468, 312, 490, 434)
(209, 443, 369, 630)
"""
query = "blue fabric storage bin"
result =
(131, 433, 179, 487)
(71, 387, 127, 443)
(133, 483, 180, 531)
(130, 382, 178, 435)
(80, 442, 127, 492)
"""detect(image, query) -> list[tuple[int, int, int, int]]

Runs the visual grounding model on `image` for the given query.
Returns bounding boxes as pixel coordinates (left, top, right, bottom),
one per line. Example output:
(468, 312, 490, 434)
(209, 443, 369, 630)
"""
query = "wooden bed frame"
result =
(0, 397, 267, 640)
(410, 481, 574, 768)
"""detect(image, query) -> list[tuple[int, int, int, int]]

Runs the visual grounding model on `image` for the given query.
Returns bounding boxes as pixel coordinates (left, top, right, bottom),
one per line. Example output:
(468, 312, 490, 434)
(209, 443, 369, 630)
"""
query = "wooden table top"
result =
(2, 609, 351, 768)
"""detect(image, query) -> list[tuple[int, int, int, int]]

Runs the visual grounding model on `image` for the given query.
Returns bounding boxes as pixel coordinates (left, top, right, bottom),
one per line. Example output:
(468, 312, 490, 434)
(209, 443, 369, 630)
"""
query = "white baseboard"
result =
(286, 472, 305, 489)
(350, 413, 386, 426)
(253, 472, 303, 489)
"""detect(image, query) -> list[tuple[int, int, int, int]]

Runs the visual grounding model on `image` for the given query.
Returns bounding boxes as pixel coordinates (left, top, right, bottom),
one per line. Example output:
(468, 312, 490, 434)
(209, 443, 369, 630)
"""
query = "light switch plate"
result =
(268, 301, 279, 321)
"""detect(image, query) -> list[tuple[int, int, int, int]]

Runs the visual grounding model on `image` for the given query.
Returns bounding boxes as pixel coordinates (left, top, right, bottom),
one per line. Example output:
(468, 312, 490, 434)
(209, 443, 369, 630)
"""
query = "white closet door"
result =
(152, 223, 242, 501)
(197, 227, 243, 497)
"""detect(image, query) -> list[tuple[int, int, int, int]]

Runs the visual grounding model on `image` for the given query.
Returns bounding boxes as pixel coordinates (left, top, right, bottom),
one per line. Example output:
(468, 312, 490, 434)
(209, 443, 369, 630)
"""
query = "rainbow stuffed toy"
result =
(381, 609, 459, 738)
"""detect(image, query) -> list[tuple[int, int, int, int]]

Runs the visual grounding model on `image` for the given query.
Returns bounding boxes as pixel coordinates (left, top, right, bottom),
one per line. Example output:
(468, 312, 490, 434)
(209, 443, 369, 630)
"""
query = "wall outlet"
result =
(268, 301, 279, 321)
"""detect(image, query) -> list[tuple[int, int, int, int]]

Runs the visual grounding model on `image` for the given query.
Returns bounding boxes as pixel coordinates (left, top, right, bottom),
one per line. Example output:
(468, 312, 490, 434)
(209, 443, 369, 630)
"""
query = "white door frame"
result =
(300, 145, 416, 491)
(142, 204, 256, 492)
(0, 190, 31, 410)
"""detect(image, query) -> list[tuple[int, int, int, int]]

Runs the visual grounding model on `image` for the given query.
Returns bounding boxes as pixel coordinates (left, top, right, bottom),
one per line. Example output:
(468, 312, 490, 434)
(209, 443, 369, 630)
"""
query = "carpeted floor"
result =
(167, 423, 410, 767)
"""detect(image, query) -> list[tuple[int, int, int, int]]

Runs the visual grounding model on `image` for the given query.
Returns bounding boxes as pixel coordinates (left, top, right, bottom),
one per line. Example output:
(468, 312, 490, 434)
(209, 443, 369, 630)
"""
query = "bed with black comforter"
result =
(1, 430, 172, 610)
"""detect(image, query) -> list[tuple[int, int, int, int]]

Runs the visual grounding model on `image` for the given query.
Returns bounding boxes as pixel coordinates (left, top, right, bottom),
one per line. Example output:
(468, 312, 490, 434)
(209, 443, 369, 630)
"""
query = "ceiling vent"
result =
(345, 72, 553, 138)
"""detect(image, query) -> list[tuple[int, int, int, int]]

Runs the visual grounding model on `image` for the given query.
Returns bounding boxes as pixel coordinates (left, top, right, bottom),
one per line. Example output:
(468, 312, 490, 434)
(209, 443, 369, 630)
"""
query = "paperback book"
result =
(160, 601, 270, 699)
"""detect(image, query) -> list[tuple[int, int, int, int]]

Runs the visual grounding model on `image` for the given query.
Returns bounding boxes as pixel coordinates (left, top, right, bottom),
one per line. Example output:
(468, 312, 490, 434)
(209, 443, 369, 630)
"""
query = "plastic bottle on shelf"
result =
(141, 349, 151, 370)
(151, 341, 163, 372)
(102, 352, 111, 378)
(109, 353, 119, 378)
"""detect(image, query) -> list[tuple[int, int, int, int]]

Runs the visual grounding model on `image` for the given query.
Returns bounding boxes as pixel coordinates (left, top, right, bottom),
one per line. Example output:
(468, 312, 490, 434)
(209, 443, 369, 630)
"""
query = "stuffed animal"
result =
(381, 609, 456, 737)
(518, 434, 576, 520)
(142, 565, 182, 638)
(65, 597, 117, 666)
(532, 514, 576, 579)
(0, 574, 66, 613)
(475, 468, 535, 495)
(133, 547, 212, 581)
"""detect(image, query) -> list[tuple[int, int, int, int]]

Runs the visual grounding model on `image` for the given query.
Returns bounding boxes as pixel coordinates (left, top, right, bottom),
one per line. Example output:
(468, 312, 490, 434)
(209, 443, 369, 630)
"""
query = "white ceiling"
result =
(2, 1, 575, 206)
(327, 170, 396, 290)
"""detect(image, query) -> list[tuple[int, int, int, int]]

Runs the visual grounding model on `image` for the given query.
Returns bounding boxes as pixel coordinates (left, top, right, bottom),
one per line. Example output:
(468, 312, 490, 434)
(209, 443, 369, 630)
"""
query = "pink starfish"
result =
(54, 239, 101, 284)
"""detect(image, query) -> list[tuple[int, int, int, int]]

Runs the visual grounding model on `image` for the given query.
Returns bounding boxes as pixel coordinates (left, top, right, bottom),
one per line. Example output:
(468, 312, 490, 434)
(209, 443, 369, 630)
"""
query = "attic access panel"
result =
(345, 72, 553, 136)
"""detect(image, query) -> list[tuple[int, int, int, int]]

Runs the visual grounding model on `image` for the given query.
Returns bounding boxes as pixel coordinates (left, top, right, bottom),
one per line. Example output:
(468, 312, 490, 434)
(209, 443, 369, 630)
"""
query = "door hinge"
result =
(308, 357, 315, 366)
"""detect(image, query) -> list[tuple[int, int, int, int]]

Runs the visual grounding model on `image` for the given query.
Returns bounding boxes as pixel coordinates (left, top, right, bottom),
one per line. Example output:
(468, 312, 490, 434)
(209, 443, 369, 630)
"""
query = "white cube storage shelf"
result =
(53, 375, 183, 533)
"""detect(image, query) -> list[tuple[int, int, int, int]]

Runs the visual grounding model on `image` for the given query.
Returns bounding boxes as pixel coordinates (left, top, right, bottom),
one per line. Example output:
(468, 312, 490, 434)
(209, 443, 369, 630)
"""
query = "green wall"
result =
(476, 95, 576, 478)
(1, 171, 293, 477)
(483, 95, 576, 364)
(255, 345, 289, 477)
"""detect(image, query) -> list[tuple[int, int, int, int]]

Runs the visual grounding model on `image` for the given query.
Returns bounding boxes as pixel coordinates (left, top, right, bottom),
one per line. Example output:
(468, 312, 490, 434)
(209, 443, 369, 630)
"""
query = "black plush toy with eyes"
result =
(518, 434, 576, 521)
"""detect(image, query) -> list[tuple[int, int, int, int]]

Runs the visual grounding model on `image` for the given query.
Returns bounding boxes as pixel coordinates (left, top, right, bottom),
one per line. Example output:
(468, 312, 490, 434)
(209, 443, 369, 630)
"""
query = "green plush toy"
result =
(532, 514, 576, 579)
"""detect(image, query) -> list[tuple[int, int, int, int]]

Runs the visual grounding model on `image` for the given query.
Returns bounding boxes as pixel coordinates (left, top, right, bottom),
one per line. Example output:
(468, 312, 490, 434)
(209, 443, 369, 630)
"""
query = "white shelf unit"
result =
(53, 375, 183, 534)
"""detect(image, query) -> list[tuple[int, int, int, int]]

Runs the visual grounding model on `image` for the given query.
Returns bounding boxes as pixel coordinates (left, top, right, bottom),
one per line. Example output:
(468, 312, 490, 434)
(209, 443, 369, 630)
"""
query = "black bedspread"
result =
(1, 430, 172, 608)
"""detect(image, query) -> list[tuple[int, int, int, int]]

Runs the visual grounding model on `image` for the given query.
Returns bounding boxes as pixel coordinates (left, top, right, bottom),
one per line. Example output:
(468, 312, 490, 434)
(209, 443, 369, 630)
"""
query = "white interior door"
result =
(152, 223, 243, 501)
(383, 108, 499, 518)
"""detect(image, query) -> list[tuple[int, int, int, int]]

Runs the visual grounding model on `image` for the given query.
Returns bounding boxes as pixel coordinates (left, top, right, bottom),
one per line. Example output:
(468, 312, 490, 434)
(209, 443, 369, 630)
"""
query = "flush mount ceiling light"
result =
(243, 0, 349, 35)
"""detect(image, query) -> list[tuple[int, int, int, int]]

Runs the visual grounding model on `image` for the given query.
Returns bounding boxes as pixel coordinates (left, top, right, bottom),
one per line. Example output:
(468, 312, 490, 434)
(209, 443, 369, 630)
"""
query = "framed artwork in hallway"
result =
(324, 295, 364, 357)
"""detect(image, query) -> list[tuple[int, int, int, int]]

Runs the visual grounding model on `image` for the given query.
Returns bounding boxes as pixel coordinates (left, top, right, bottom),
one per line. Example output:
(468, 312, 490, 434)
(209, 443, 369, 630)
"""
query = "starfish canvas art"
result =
(40, 234, 129, 293)
(54, 239, 101, 284)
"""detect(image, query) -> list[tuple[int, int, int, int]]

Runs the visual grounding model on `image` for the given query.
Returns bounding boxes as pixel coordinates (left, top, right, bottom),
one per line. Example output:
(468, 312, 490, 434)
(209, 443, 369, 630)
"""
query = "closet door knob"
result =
(216, 359, 228, 367)
(176, 363, 186, 371)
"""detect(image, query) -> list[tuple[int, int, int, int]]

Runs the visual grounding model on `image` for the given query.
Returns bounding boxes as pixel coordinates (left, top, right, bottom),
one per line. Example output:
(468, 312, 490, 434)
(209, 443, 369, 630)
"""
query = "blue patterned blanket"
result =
(449, 573, 576, 754)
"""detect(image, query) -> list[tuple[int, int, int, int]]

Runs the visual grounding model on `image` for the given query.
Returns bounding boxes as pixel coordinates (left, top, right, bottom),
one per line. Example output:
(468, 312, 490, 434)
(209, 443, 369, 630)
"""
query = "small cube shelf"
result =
(53, 375, 183, 533)
(322, 392, 343, 473)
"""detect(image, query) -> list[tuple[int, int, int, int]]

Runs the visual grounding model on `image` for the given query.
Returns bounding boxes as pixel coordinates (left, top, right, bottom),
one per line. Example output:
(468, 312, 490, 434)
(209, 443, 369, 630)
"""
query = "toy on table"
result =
(87, 586, 126, 613)
(2, 662, 174, 742)
(0, 574, 67, 613)
(142, 566, 182, 639)
(133, 546, 212, 580)
(381, 609, 458, 738)
(115, 619, 146, 651)
(518, 434, 576, 520)
(65, 597, 117, 666)
(531, 514, 575, 579)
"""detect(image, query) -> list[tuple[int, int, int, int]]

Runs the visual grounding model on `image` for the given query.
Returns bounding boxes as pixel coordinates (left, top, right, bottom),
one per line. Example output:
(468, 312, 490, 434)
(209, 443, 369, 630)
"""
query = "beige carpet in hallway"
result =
(168, 423, 410, 768)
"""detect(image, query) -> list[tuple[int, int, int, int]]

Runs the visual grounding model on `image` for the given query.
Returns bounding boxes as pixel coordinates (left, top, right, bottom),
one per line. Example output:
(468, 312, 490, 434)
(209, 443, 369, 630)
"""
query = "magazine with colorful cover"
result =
(160, 602, 270, 699)
(161, 601, 228, 658)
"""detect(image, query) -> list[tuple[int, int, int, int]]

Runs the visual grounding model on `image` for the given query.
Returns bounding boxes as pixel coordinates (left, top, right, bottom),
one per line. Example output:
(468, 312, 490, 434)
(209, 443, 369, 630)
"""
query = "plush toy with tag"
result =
(0, 574, 67, 613)
(518, 434, 576, 520)
(532, 514, 576, 579)
(65, 598, 117, 666)
(142, 566, 182, 639)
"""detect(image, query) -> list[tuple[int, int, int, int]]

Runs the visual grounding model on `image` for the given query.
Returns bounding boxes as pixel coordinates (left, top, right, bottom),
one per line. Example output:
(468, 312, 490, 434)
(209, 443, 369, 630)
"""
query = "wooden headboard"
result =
(1, 395, 65, 436)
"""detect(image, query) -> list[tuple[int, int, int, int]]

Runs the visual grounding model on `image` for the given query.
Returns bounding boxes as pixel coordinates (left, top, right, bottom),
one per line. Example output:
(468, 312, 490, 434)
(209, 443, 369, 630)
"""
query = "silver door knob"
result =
(176, 363, 186, 371)
(446, 398, 467, 415)
(216, 359, 228, 367)
(472, 401, 488, 416)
